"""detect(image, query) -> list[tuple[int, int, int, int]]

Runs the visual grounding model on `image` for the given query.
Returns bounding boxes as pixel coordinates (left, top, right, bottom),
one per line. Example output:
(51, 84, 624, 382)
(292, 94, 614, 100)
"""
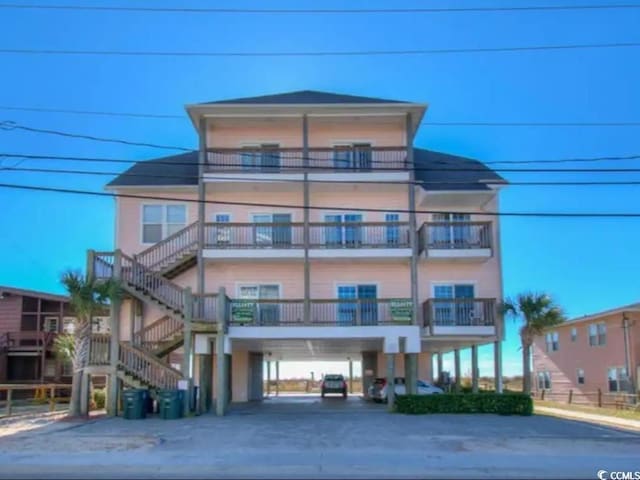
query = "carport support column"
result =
(471, 345, 479, 393)
(266, 361, 271, 396)
(348, 359, 354, 393)
(182, 288, 194, 416)
(436, 352, 443, 382)
(386, 354, 396, 411)
(406, 113, 420, 327)
(405, 353, 418, 395)
(107, 249, 122, 417)
(494, 340, 503, 393)
(216, 287, 228, 416)
(453, 349, 461, 393)
(302, 114, 311, 325)
(198, 349, 212, 413)
(275, 361, 280, 397)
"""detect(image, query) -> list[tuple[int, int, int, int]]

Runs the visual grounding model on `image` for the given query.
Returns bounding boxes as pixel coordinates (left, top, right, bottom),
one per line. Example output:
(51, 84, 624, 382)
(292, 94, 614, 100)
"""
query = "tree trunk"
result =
(69, 369, 83, 417)
(522, 342, 532, 394)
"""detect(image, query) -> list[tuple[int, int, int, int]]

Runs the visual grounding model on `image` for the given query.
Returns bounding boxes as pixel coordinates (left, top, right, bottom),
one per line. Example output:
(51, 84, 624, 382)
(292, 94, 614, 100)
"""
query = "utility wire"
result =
(2, 42, 640, 58)
(2, 3, 640, 14)
(2, 152, 640, 172)
(1, 182, 639, 218)
(5, 165, 640, 187)
(2, 105, 640, 128)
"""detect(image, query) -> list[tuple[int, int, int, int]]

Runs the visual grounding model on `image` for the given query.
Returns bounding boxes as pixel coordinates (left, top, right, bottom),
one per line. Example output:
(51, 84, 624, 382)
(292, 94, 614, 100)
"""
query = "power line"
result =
(1, 182, 639, 218)
(2, 152, 640, 172)
(2, 42, 640, 58)
(2, 105, 640, 128)
(2, 3, 640, 14)
(5, 165, 640, 187)
(0, 121, 192, 151)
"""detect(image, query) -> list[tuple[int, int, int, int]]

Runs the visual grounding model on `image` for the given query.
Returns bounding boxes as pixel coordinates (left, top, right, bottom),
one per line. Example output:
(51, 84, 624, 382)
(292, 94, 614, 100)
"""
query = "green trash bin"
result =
(158, 389, 183, 420)
(122, 389, 146, 420)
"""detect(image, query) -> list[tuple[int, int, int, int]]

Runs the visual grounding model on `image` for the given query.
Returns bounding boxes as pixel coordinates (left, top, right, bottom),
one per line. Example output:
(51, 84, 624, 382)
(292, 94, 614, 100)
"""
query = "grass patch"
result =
(536, 400, 640, 422)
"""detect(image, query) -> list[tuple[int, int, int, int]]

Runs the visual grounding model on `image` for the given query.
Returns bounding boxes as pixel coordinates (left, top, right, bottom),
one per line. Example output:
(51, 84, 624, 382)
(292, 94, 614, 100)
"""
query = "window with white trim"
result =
(571, 327, 577, 342)
(142, 204, 187, 244)
(237, 284, 281, 325)
(43, 316, 59, 333)
(589, 323, 606, 346)
(537, 371, 551, 390)
(62, 317, 75, 334)
(608, 367, 627, 392)
(545, 332, 559, 352)
(577, 368, 585, 385)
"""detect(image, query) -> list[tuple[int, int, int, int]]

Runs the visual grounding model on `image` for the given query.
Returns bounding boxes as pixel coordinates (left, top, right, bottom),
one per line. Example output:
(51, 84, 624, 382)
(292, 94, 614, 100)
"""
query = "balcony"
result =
(419, 222, 492, 261)
(203, 146, 410, 182)
(1, 331, 55, 351)
(423, 298, 497, 336)
(229, 298, 413, 327)
(202, 222, 412, 260)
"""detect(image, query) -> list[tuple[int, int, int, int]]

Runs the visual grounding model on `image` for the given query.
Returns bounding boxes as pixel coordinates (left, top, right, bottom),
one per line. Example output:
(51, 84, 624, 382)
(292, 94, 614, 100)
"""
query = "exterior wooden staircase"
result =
(134, 222, 199, 279)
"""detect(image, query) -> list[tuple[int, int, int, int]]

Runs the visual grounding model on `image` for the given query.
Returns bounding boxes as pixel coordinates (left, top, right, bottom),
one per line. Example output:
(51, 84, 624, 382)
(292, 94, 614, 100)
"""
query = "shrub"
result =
(395, 393, 533, 416)
(92, 388, 106, 410)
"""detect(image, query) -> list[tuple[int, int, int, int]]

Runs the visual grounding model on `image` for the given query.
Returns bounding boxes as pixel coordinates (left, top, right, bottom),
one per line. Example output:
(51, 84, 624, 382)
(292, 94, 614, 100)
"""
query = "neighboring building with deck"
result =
(533, 302, 640, 398)
(87, 90, 507, 415)
(0, 286, 78, 383)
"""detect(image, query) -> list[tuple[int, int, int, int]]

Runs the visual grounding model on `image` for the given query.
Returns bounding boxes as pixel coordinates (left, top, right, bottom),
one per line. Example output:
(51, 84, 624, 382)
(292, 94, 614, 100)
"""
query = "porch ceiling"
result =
(231, 338, 383, 361)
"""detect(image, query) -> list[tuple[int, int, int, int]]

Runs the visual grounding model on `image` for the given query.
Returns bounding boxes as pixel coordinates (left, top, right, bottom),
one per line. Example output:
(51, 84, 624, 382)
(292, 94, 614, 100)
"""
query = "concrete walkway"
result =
(536, 405, 640, 432)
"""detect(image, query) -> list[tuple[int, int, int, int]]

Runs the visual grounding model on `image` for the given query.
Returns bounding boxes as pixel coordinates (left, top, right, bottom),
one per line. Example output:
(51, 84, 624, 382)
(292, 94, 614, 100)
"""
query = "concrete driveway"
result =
(0, 398, 638, 479)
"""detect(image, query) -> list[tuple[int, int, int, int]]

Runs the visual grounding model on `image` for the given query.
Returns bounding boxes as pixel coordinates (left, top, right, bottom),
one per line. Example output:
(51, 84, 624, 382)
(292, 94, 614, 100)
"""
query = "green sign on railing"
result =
(231, 301, 256, 325)
(390, 299, 412, 324)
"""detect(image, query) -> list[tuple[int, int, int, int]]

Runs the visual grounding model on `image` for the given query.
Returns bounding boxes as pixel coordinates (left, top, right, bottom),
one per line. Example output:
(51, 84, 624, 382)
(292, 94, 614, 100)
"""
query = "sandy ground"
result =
(0, 396, 638, 479)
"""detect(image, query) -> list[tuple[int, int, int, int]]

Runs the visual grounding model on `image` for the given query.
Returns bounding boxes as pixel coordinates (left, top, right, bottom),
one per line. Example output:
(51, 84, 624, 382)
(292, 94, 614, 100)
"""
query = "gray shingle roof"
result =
(198, 90, 410, 105)
(414, 148, 505, 191)
(106, 148, 505, 191)
(106, 151, 198, 187)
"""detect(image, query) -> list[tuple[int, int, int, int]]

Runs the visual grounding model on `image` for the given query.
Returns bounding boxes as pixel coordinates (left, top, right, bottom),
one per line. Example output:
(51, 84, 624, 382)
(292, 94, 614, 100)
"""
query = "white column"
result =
(494, 340, 503, 393)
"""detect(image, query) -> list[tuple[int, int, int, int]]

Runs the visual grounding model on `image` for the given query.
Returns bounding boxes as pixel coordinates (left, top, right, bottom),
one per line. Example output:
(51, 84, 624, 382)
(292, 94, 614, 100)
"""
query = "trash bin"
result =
(122, 389, 146, 420)
(158, 389, 183, 420)
(140, 389, 154, 414)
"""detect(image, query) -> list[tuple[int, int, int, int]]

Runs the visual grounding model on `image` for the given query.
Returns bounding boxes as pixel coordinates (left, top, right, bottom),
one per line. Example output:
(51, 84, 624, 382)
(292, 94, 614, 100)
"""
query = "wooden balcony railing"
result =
(89, 334, 111, 366)
(192, 293, 219, 322)
(203, 222, 411, 249)
(206, 146, 408, 173)
(4, 331, 54, 349)
(423, 298, 497, 328)
(229, 298, 413, 326)
(203, 222, 305, 249)
(309, 222, 410, 248)
(419, 222, 492, 252)
(134, 222, 199, 271)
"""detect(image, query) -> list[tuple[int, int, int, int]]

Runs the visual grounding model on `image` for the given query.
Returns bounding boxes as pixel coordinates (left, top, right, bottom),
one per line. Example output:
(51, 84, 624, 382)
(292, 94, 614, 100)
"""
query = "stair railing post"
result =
(182, 287, 194, 416)
(107, 249, 122, 417)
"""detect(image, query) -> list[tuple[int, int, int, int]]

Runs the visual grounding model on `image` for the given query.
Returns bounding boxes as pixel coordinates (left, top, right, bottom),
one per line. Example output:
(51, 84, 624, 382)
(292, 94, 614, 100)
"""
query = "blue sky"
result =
(0, 0, 639, 378)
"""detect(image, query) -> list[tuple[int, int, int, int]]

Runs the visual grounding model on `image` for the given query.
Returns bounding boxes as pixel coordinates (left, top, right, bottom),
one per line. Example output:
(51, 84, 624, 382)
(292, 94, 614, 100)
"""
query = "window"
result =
(589, 323, 606, 346)
(430, 213, 474, 248)
(61, 360, 73, 376)
(92, 316, 110, 334)
(252, 213, 292, 246)
(332, 143, 372, 170)
(537, 371, 552, 390)
(240, 144, 281, 171)
(432, 284, 478, 326)
(577, 368, 585, 385)
(337, 284, 378, 326)
(211, 213, 232, 245)
(385, 213, 400, 245)
(571, 327, 577, 342)
(238, 284, 280, 325)
(545, 332, 559, 352)
(142, 204, 187, 244)
(608, 367, 628, 392)
(62, 317, 75, 334)
(42, 317, 59, 333)
(324, 214, 363, 246)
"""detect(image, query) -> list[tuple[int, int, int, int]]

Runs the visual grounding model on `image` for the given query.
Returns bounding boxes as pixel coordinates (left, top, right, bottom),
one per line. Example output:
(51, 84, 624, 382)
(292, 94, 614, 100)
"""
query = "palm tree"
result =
(502, 292, 566, 394)
(60, 270, 120, 416)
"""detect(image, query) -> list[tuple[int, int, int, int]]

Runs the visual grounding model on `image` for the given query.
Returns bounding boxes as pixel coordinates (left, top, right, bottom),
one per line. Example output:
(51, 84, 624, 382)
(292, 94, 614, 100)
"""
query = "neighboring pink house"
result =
(533, 303, 640, 397)
(87, 90, 507, 415)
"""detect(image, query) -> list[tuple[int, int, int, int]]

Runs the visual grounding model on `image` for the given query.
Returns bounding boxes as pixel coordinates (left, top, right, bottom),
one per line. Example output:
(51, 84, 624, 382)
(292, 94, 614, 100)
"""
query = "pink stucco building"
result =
(87, 90, 507, 415)
(533, 303, 639, 398)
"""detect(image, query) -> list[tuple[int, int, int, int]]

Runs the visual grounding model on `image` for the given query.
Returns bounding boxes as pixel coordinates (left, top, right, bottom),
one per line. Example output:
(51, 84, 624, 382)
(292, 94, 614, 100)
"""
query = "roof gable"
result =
(199, 90, 410, 105)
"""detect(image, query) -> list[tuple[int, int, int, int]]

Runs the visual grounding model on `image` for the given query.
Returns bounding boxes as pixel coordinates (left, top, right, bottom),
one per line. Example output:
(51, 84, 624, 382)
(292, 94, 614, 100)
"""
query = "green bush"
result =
(92, 388, 106, 410)
(395, 393, 533, 416)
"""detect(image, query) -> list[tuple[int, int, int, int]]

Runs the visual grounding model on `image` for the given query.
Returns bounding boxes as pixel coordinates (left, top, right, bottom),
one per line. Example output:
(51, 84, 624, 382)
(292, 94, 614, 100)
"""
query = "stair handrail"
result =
(119, 342, 183, 390)
(132, 315, 183, 348)
(120, 253, 187, 314)
(134, 222, 199, 271)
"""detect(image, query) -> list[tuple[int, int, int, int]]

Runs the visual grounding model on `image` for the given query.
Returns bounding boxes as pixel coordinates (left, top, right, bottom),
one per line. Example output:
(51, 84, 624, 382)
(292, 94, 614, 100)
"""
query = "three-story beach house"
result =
(87, 90, 506, 415)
